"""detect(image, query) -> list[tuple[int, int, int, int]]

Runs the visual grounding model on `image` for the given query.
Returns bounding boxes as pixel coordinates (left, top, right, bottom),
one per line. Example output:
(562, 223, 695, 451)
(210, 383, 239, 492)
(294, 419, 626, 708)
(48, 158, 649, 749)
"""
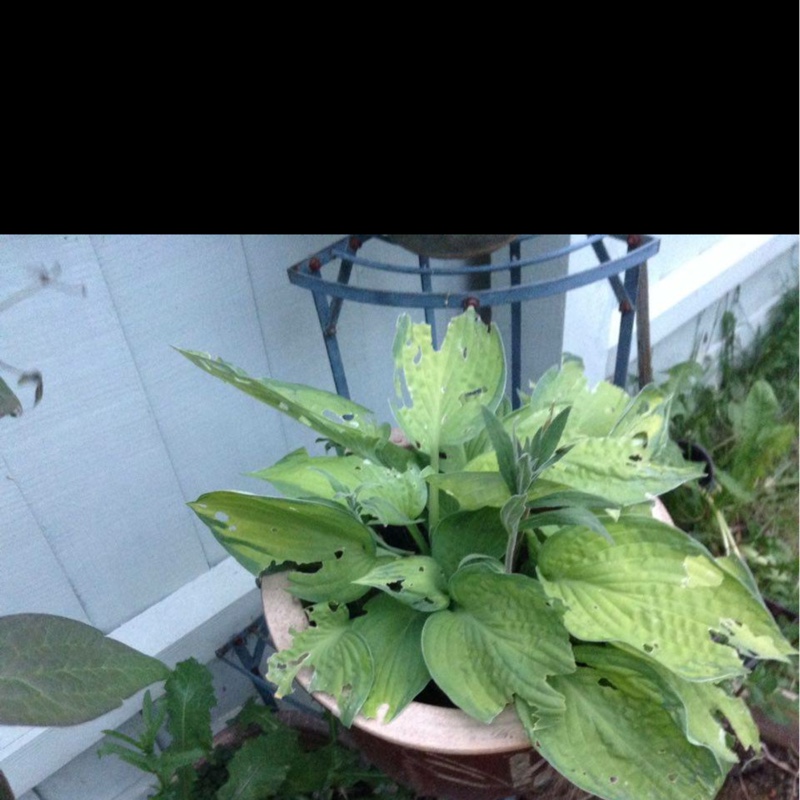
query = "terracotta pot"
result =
(261, 572, 558, 800)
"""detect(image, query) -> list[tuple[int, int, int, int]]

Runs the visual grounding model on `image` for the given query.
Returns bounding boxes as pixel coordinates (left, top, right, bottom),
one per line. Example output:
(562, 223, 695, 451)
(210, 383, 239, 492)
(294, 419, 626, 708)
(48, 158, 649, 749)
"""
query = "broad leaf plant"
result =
(0, 309, 794, 800)
(180, 309, 795, 800)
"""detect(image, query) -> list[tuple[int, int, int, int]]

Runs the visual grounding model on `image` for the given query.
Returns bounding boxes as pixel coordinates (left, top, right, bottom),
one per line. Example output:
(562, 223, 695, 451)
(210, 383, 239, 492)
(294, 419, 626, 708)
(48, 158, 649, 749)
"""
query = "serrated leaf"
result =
(354, 555, 450, 612)
(537, 516, 797, 680)
(265, 603, 373, 727)
(0, 614, 169, 726)
(252, 449, 427, 525)
(518, 666, 727, 800)
(421, 563, 575, 724)
(165, 658, 216, 752)
(189, 492, 378, 603)
(217, 735, 290, 800)
(391, 309, 506, 455)
(178, 349, 413, 470)
(430, 508, 507, 579)
(351, 593, 430, 721)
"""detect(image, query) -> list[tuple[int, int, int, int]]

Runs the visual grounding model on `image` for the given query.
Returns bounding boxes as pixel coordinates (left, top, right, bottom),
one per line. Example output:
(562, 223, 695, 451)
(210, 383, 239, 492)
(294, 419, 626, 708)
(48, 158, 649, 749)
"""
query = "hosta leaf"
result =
(512, 358, 631, 439)
(0, 614, 169, 726)
(575, 644, 760, 768)
(421, 563, 575, 725)
(537, 516, 796, 680)
(351, 594, 430, 722)
(189, 492, 378, 603)
(178, 349, 413, 470)
(427, 470, 511, 509)
(252, 449, 427, 525)
(354, 556, 449, 612)
(265, 603, 373, 727)
(518, 666, 727, 800)
(431, 508, 507, 579)
(391, 309, 506, 455)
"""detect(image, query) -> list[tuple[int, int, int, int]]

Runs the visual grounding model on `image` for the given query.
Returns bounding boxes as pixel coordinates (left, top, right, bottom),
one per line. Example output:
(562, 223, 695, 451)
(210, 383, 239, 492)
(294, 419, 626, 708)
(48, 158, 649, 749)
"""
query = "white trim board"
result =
(606, 233, 799, 370)
(0, 557, 263, 796)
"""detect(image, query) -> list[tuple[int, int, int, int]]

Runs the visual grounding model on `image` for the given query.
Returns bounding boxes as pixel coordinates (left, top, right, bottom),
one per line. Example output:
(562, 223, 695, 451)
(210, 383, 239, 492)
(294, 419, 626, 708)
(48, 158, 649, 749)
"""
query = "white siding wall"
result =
(1, 234, 796, 798)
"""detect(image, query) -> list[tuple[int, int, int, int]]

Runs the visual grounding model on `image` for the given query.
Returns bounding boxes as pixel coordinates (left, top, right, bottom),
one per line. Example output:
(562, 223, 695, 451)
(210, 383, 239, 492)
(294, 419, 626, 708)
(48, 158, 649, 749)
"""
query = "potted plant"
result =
(179, 308, 796, 800)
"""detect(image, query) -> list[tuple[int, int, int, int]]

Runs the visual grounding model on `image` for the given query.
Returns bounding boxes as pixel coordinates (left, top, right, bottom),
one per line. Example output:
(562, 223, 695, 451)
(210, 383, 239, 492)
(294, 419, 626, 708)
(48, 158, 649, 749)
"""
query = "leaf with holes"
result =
(253, 449, 427, 525)
(421, 563, 575, 725)
(265, 602, 373, 726)
(350, 593, 430, 722)
(391, 309, 506, 456)
(189, 492, 379, 603)
(354, 556, 450, 612)
(178, 349, 413, 470)
(537, 516, 797, 680)
(0, 614, 169, 726)
(595, 643, 759, 767)
(517, 664, 727, 800)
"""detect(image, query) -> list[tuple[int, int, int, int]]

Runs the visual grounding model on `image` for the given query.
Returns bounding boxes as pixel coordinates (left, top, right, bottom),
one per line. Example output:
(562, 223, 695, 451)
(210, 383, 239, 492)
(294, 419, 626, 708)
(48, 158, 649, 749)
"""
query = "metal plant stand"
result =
(287, 234, 659, 407)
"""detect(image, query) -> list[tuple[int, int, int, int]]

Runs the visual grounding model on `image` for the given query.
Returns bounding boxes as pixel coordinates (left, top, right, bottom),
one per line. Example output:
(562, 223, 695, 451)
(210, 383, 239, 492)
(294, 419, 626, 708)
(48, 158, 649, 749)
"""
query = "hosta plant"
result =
(180, 308, 796, 800)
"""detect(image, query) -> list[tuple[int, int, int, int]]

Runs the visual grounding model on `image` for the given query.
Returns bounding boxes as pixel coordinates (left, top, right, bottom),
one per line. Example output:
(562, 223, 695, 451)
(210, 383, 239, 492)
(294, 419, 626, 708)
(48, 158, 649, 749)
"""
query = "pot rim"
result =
(260, 572, 532, 755)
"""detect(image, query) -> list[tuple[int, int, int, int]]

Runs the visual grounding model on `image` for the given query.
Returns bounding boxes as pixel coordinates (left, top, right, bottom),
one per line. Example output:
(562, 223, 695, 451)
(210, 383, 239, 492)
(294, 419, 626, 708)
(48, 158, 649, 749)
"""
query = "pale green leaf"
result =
(391, 309, 506, 455)
(252, 449, 427, 525)
(576, 644, 760, 768)
(354, 556, 449, 612)
(518, 666, 727, 800)
(0, 614, 169, 726)
(178, 349, 412, 470)
(189, 492, 378, 603)
(427, 470, 511, 509)
(421, 563, 575, 724)
(265, 603, 373, 727)
(351, 594, 430, 722)
(537, 516, 797, 680)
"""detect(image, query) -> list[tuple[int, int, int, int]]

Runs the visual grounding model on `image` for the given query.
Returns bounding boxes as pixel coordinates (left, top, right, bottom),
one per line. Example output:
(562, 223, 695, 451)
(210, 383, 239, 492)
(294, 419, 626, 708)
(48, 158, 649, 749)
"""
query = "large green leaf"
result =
(0, 614, 169, 726)
(421, 563, 575, 725)
(537, 516, 796, 680)
(430, 508, 507, 578)
(354, 555, 450, 611)
(265, 603, 373, 727)
(391, 309, 506, 455)
(178, 349, 413, 470)
(575, 644, 759, 768)
(189, 492, 379, 603)
(518, 665, 727, 800)
(254, 448, 427, 525)
(350, 593, 430, 722)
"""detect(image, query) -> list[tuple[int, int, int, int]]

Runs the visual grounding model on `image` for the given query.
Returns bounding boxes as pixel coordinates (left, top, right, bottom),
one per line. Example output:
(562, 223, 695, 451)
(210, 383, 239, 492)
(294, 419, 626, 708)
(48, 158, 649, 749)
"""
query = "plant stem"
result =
(406, 523, 430, 555)
(428, 446, 440, 531)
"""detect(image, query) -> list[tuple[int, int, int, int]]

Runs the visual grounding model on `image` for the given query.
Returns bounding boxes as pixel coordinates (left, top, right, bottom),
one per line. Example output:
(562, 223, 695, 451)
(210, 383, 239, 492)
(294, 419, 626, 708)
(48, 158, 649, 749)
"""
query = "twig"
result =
(737, 771, 754, 800)
(762, 743, 798, 775)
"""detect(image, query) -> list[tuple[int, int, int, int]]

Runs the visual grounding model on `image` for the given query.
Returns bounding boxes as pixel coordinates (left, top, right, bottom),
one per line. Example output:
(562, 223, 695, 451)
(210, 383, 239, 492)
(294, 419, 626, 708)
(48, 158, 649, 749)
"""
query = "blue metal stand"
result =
(287, 234, 659, 406)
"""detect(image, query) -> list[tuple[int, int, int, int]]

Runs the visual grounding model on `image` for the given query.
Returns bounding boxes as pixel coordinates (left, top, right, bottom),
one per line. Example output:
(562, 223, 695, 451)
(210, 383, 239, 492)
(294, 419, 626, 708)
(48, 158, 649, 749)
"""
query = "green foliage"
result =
(660, 287, 799, 730)
(100, 659, 404, 800)
(184, 308, 796, 800)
